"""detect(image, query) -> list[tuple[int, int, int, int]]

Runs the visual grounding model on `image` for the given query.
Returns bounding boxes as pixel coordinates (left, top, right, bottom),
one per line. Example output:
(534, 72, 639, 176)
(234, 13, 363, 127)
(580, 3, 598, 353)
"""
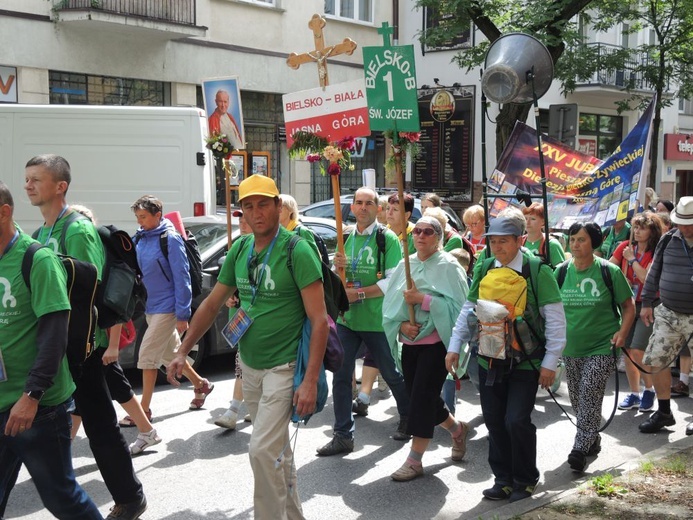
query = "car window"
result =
(303, 223, 338, 255)
(303, 203, 355, 224)
(184, 223, 228, 255)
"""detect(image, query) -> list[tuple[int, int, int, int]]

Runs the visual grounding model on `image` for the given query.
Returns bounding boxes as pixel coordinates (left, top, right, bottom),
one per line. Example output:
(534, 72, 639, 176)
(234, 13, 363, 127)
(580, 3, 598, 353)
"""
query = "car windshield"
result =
(185, 223, 228, 255)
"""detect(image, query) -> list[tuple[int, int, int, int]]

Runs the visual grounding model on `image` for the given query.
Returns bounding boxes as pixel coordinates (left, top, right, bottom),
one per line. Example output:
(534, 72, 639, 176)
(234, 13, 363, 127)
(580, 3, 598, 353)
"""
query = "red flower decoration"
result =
(327, 162, 341, 176)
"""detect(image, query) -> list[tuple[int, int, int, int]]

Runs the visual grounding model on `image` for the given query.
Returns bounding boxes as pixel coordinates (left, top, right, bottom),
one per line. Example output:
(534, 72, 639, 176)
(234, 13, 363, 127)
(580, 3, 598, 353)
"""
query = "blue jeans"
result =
(0, 399, 102, 519)
(333, 325, 410, 439)
(478, 365, 540, 488)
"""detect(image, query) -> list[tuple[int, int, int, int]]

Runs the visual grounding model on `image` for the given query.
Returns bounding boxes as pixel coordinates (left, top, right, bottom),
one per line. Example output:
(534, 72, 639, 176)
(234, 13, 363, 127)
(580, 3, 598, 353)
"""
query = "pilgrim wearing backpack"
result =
(447, 216, 567, 503)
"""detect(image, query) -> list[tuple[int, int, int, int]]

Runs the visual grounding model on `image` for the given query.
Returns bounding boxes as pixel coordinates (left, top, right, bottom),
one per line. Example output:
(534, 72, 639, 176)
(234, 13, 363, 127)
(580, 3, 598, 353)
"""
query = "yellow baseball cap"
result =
(238, 175, 279, 202)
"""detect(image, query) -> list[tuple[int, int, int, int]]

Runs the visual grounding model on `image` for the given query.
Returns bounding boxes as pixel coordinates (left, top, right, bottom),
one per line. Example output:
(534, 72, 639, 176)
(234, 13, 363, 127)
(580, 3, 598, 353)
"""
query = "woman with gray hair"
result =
(382, 216, 470, 481)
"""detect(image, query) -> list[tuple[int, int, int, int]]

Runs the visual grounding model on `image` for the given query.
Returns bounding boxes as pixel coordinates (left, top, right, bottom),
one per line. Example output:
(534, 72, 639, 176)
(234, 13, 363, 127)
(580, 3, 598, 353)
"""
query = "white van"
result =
(0, 105, 215, 234)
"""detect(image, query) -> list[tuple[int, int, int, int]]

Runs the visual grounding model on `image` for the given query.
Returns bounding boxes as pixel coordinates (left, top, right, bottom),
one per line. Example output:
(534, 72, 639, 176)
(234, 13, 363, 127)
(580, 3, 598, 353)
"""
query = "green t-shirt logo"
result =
(0, 278, 17, 308)
(579, 278, 600, 297)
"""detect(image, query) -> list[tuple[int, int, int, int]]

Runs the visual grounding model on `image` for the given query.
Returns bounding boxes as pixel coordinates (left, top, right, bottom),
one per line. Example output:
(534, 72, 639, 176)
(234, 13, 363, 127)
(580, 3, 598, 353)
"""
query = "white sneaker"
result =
(214, 409, 238, 429)
(129, 429, 162, 455)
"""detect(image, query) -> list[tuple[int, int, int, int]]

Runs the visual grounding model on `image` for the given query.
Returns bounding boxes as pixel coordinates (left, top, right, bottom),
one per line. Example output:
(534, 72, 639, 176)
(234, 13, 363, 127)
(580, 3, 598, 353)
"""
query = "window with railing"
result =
(324, 0, 373, 23)
(576, 43, 660, 91)
(50, 71, 169, 105)
(53, 0, 196, 26)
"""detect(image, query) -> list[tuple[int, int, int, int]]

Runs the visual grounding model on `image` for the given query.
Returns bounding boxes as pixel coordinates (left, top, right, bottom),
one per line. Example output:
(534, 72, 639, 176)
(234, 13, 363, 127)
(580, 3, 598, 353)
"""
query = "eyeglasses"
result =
(413, 227, 436, 237)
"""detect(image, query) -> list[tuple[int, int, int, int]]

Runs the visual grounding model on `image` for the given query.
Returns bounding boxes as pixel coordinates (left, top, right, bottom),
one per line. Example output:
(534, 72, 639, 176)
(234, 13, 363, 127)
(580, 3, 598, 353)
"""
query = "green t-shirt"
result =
(339, 225, 402, 332)
(0, 233, 74, 412)
(600, 223, 631, 259)
(218, 227, 322, 370)
(556, 259, 633, 357)
(470, 251, 563, 370)
(524, 237, 566, 267)
(293, 224, 321, 261)
(443, 233, 463, 253)
(35, 211, 108, 348)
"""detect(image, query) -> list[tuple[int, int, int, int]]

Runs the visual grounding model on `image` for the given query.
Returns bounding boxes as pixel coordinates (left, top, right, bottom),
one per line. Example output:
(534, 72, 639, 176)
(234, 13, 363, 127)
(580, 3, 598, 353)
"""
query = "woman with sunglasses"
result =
(383, 216, 470, 481)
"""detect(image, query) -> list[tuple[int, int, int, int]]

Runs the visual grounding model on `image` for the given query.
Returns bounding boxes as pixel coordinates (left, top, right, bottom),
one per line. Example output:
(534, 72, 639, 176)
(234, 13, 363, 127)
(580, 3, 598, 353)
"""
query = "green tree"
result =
(416, 0, 603, 157)
(594, 0, 693, 188)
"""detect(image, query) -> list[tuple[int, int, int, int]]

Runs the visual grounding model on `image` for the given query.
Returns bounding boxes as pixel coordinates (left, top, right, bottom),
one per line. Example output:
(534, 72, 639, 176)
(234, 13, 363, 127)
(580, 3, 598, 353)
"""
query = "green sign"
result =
(363, 34, 420, 132)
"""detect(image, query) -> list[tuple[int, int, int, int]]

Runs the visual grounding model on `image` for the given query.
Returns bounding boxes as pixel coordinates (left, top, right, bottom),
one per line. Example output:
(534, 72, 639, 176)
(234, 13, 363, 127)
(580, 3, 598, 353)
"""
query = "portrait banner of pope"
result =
(202, 76, 246, 150)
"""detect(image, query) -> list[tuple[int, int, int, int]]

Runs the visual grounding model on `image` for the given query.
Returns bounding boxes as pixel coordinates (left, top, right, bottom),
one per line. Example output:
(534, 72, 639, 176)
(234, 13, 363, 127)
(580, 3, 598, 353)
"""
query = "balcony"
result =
(575, 43, 661, 93)
(52, 0, 207, 40)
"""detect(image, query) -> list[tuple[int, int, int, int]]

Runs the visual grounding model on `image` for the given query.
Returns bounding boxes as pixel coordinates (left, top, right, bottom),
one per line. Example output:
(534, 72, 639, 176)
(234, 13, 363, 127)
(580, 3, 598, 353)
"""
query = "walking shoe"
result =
(391, 462, 424, 482)
(377, 374, 389, 393)
(244, 413, 252, 423)
(686, 422, 693, 436)
(451, 421, 470, 461)
(509, 484, 537, 503)
(189, 379, 214, 410)
(214, 409, 238, 430)
(639, 410, 676, 433)
(671, 380, 690, 397)
(106, 495, 147, 519)
(618, 393, 641, 410)
(482, 483, 512, 500)
(393, 416, 411, 441)
(352, 397, 369, 417)
(316, 435, 354, 456)
(567, 449, 587, 472)
(639, 389, 656, 412)
(129, 429, 162, 456)
(587, 434, 602, 456)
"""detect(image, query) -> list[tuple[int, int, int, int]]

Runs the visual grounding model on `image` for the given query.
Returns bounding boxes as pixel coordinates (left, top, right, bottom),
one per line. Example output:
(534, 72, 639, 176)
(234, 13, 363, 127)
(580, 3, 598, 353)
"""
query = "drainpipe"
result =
(392, 0, 399, 44)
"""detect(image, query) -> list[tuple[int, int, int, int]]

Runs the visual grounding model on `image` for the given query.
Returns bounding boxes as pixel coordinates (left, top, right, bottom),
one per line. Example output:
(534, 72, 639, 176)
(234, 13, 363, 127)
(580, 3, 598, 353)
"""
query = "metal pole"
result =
(480, 70, 490, 232)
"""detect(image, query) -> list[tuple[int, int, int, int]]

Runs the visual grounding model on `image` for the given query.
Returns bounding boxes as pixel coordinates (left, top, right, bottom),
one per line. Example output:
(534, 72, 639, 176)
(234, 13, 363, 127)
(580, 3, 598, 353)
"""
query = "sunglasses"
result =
(413, 227, 436, 237)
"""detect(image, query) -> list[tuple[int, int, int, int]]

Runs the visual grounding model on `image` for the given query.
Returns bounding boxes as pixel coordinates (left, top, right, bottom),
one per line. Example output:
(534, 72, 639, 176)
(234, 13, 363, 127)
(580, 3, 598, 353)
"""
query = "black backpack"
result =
(295, 224, 330, 266)
(555, 257, 619, 319)
(47, 212, 146, 329)
(158, 229, 203, 298)
(22, 243, 99, 376)
(287, 234, 350, 321)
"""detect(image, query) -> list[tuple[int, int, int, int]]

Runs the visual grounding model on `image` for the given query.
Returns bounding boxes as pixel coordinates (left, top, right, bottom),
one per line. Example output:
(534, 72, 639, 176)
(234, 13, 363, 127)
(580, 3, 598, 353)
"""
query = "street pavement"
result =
(6, 355, 693, 520)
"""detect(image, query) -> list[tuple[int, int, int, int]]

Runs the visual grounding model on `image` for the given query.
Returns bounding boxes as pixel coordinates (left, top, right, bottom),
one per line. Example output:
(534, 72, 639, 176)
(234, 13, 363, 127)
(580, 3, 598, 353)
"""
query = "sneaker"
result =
(671, 380, 690, 397)
(393, 416, 411, 441)
(214, 409, 238, 430)
(587, 434, 602, 456)
(639, 410, 676, 433)
(509, 484, 537, 503)
(451, 421, 470, 461)
(129, 429, 161, 456)
(686, 422, 693, 436)
(639, 389, 656, 412)
(618, 393, 641, 410)
(352, 397, 369, 417)
(482, 483, 512, 500)
(244, 413, 252, 423)
(106, 495, 147, 519)
(377, 374, 389, 393)
(567, 449, 587, 472)
(391, 462, 424, 482)
(316, 435, 354, 456)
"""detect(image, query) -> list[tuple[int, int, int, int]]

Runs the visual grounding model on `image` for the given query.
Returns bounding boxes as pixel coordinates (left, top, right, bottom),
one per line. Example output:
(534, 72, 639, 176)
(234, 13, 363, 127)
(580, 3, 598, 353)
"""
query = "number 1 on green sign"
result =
(383, 70, 394, 102)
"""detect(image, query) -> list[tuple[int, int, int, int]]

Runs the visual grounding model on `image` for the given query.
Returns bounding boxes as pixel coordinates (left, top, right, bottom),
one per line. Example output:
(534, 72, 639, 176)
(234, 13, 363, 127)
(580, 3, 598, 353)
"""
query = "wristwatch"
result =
(26, 390, 45, 402)
(628, 258, 636, 266)
(357, 290, 366, 301)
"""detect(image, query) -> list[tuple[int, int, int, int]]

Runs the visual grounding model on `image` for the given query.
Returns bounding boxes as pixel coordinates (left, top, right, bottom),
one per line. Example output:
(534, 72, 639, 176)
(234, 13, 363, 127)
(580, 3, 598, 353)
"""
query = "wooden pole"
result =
(223, 158, 233, 250)
(332, 174, 346, 283)
(393, 132, 416, 325)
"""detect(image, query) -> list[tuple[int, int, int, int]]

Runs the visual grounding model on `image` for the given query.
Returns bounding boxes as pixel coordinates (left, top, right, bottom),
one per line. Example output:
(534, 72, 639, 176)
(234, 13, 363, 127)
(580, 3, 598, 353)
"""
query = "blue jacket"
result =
(134, 218, 192, 321)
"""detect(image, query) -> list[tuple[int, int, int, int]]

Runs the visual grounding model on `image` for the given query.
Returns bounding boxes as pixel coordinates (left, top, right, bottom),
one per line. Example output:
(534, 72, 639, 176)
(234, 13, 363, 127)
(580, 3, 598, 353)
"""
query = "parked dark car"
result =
(119, 214, 340, 370)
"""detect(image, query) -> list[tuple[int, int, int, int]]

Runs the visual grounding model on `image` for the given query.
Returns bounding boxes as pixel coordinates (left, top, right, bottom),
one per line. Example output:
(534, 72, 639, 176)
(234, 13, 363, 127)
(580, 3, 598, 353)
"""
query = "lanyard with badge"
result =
(41, 206, 68, 247)
(347, 228, 375, 304)
(222, 228, 280, 348)
(0, 230, 19, 383)
(629, 244, 645, 297)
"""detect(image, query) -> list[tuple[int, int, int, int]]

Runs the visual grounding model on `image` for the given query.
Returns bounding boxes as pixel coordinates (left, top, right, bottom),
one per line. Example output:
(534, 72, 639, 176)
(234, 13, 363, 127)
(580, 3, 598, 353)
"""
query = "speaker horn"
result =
(481, 33, 554, 104)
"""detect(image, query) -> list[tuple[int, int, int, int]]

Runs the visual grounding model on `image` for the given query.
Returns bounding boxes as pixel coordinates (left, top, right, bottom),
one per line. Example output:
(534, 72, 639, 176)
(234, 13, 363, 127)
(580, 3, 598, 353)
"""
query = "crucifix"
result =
(286, 13, 357, 90)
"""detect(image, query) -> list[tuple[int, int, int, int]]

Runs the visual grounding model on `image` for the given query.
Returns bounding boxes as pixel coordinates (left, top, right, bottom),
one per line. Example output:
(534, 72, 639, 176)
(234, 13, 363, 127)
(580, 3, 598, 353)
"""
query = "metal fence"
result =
(578, 43, 662, 91)
(54, 0, 196, 26)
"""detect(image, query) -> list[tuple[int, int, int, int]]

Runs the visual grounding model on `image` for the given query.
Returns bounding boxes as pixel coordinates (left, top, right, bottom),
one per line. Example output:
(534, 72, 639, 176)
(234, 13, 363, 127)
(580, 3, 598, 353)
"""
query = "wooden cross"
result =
(286, 13, 357, 89)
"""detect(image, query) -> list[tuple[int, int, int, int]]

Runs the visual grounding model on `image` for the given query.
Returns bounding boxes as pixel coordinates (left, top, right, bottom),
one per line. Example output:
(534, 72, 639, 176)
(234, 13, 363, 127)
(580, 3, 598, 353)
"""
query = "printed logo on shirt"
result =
(0, 278, 16, 308)
(580, 278, 600, 297)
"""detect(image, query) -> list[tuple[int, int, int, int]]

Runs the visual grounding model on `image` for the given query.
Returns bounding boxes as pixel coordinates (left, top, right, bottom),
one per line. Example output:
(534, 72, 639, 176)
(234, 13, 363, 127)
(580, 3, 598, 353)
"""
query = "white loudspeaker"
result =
(481, 33, 554, 104)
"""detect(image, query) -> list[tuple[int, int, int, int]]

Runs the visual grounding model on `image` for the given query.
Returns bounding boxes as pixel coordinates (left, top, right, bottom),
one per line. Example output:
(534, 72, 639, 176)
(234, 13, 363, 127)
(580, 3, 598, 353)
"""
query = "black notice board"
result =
(413, 86, 475, 201)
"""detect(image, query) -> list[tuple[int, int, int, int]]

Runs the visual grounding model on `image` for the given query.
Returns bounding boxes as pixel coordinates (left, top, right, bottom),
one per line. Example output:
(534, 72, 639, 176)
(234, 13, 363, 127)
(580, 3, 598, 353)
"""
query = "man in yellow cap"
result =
(168, 175, 328, 519)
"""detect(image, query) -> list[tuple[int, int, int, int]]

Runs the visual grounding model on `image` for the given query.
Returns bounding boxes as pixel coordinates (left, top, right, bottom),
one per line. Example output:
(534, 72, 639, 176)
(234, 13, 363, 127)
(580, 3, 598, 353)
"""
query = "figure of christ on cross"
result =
(286, 13, 357, 89)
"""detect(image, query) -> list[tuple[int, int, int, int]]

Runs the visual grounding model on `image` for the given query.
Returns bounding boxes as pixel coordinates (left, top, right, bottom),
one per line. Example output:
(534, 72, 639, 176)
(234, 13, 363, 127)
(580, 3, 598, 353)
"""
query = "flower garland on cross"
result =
(288, 131, 356, 176)
(384, 129, 422, 180)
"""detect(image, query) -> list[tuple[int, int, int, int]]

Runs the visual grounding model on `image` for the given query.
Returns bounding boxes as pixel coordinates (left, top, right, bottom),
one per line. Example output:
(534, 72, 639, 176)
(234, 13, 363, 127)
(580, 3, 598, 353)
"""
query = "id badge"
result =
(222, 308, 254, 348)
(347, 279, 362, 304)
(0, 348, 7, 383)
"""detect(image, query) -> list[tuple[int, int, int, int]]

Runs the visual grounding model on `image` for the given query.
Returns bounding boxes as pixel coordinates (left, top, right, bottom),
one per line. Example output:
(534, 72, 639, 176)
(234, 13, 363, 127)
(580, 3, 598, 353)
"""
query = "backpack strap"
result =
(286, 234, 302, 282)
(58, 211, 88, 255)
(556, 260, 569, 288)
(596, 257, 620, 320)
(375, 224, 387, 279)
(159, 230, 170, 260)
(21, 243, 43, 290)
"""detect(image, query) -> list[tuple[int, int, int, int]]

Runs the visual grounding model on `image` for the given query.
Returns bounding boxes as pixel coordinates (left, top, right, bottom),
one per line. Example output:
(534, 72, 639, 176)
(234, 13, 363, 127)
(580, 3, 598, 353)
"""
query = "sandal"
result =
(189, 379, 214, 410)
(118, 409, 152, 428)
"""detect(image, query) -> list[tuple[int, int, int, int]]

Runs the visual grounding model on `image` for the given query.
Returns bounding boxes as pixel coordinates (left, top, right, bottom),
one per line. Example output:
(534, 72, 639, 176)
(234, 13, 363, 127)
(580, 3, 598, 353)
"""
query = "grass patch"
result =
(588, 472, 628, 498)
(639, 460, 655, 474)
(660, 455, 688, 475)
